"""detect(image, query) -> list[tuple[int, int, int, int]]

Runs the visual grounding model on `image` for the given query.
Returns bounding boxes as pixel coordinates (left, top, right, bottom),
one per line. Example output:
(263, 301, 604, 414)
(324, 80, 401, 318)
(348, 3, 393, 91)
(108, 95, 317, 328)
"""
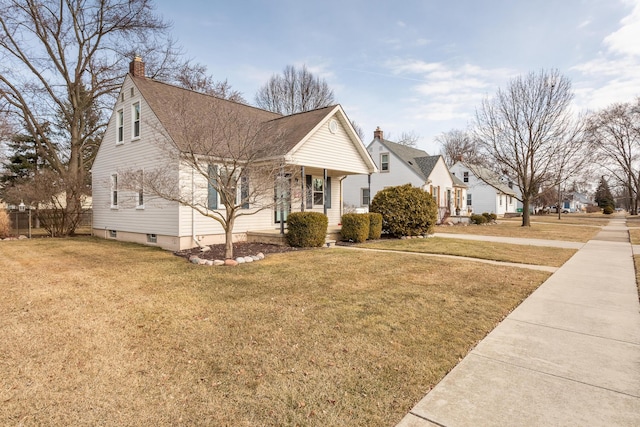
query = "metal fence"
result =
(5, 209, 92, 235)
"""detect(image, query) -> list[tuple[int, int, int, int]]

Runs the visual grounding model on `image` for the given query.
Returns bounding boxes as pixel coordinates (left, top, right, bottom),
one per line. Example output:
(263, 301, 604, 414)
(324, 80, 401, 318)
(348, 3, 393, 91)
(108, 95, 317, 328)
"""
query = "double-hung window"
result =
(111, 174, 118, 208)
(313, 177, 324, 206)
(467, 193, 472, 206)
(136, 170, 144, 209)
(132, 102, 140, 139)
(380, 153, 389, 172)
(361, 188, 370, 206)
(207, 165, 249, 210)
(463, 171, 469, 183)
(117, 109, 124, 144)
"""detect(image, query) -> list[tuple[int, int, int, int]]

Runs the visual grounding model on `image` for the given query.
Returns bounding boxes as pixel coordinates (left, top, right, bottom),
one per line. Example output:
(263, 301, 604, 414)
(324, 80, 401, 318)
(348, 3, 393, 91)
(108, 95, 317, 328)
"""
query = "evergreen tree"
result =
(594, 176, 615, 209)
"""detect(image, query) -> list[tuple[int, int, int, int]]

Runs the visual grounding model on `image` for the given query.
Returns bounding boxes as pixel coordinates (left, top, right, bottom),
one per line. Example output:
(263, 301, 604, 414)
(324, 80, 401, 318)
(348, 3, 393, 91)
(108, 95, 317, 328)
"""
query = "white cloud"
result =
(577, 19, 591, 29)
(383, 59, 516, 122)
(571, 3, 640, 110)
(603, 2, 640, 56)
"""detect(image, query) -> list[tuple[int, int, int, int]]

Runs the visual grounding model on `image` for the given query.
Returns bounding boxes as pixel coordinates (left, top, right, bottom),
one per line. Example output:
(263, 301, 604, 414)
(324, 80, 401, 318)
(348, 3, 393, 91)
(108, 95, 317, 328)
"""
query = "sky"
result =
(155, 0, 640, 155)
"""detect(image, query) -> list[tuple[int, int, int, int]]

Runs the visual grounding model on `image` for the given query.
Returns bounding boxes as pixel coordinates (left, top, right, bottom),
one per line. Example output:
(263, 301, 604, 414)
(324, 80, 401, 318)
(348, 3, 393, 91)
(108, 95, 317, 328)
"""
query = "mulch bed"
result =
(174, 241, 306, 261)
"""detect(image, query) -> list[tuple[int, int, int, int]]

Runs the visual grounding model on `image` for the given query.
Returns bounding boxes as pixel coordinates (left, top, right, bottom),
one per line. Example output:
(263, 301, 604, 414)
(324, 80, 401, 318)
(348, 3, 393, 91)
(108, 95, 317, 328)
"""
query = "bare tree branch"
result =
(255, 64, 335, 115)
(474, 69, 588, 226)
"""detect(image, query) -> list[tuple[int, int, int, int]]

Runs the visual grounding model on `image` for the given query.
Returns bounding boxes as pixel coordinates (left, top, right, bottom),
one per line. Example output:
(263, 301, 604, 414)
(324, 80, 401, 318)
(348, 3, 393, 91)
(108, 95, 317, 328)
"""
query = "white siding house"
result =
(450, 161, 519, 216)
(343, 128, 467, 221)
(92, 57, 377, 251)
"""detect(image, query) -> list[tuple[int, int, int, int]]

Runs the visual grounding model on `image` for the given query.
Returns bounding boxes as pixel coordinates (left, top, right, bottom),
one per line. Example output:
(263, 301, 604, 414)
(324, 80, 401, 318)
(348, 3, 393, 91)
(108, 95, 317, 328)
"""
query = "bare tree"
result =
(173, 62, 246, 103)
(255, 65, 335, 114)
(396, 131, 420, 148)
(474, 69, 587, 226)
(437, 129, 482, 167)
(0, 0, 182, 235)
(119, 98, 293, 259)
(350, 120, 365, 142)
(585, 99, 640, 214)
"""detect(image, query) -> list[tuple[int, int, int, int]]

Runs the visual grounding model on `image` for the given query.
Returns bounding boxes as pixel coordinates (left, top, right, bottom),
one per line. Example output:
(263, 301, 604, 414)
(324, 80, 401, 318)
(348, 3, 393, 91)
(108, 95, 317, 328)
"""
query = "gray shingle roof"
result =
(467, 164, 517, 195)
(131, 75, 339, 158)
(375, 138, 465, 187)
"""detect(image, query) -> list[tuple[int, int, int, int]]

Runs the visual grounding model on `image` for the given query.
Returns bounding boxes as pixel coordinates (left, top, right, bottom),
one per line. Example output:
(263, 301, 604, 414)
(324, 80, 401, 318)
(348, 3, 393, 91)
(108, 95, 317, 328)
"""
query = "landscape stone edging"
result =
(189, 252, 265, 267)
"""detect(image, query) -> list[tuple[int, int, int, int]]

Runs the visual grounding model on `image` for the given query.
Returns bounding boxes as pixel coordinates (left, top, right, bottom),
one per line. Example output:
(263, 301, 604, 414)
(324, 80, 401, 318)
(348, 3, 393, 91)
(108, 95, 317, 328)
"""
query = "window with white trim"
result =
(463, 171, 469, 183)
(132, 102, 140, 139)
(380, 153, 389, 172)
(361, 188, 370, 206)
(117, 109, 124, 144)
(136, 170, 144, 209)
(313, 177, 324, 206)
(467, 193, 472, 206)
(207, 165, 249, 209)
(111, 174, 118, 208)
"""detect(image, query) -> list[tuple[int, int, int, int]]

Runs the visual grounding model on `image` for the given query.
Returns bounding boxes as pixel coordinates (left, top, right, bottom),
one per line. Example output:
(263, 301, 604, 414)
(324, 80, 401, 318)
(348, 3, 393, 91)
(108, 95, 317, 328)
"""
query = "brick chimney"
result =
(374, 126, 383, 140)
(129, 55, 145, 78)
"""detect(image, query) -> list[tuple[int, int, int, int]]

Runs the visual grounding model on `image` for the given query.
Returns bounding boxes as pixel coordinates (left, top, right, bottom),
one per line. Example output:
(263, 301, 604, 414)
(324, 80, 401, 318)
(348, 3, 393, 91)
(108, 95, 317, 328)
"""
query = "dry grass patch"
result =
(436, 220, 600, 242)
(628, 228, 640, 245)
(357, 237, 575, 267)
(0, 238, 550, 426)
(500, 214, 610, 226)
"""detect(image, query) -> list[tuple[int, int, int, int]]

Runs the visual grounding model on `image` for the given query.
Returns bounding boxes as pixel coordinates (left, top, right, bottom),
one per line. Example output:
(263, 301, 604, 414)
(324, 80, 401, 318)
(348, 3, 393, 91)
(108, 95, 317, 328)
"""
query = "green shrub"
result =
(341, 213, 369, 243)
(286, 212, 328, 247)
(482, 212, 497, 222)
(603, 205, 614, 215)
(369, 184, 438, 237)
(367, 212, 383, 240)
(471, 214, 488, 224)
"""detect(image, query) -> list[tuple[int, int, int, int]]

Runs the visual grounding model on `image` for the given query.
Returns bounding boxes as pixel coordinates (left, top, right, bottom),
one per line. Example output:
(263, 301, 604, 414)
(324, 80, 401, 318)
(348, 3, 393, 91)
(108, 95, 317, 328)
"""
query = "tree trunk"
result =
(224, 216, 235, 259)
(521, 197, 531, 227)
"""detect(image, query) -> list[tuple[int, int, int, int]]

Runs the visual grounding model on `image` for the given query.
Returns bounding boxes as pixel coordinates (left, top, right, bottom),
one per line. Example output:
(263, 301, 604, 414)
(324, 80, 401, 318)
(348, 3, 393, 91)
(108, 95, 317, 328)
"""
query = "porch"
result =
(246, 226, 342, 247)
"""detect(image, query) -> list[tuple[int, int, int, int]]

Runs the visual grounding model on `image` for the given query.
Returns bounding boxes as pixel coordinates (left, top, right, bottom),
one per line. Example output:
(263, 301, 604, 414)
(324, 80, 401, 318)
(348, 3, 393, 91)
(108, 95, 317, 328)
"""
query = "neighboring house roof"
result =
(461, 163, 517, 196)
(375, 138, 430, 178)
(451, 173, 466, 187)
(375, 138, 465, 187)
(130, 76, 355, 160)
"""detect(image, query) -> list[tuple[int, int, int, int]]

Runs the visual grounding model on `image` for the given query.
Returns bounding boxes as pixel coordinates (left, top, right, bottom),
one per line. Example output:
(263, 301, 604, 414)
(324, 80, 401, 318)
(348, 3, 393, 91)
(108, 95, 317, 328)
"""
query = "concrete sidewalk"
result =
(398, 218, 640, 426)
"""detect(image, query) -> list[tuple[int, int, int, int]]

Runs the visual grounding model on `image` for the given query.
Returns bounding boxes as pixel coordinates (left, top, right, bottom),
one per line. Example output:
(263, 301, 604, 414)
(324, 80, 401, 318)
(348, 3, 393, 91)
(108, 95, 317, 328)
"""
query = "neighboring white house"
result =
(343, 127, 467, 221)
(92, 57, 377, 251)
(562, 191, 595, 212)
(450, 161, 519, 216)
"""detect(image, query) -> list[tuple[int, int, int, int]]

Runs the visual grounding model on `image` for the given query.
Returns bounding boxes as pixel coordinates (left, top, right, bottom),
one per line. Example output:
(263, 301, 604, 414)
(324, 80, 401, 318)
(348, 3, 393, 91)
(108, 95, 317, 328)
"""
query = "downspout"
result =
(368, 173, 371, 211)
(323, 168, 328, 216)
(301, 166, 305, 212)
(339, 176, 347, 219)
(192, 166, 198, 248)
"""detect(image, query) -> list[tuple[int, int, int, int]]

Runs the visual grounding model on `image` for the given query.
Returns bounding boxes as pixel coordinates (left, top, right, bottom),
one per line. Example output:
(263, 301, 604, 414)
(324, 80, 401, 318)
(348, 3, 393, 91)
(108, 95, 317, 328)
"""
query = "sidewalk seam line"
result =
(469, 352, 640, 399)
(505, 318, 640, 346)
(407, 411, 447, 427)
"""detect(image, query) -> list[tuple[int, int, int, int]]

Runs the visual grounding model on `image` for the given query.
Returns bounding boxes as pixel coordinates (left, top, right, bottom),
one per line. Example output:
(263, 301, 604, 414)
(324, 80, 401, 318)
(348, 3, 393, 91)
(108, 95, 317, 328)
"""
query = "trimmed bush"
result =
(471, 214, 488, 224)
(0, 210, 10, 238)
(370, 184, 438, 237)
(367, 212, 383, 240)
(341, 213, 369, 243)
(482, 212, 497, 222)
(286, 212, 328, 247)
(603, 205, 614, 215)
